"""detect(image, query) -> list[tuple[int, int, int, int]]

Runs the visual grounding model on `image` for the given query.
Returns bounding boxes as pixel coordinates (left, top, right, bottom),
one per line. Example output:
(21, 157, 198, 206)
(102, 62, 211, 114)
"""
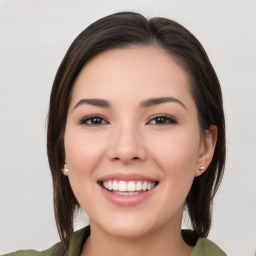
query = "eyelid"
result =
(77, 114, 176, 126)
(78, 114, 109, 126)
(146, 114, 177, 125)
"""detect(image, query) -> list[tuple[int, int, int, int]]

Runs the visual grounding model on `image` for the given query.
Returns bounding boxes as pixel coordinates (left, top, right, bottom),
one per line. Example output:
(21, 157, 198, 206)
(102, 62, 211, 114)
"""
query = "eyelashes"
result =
(79, 115, 109, 126)
(146, 114, 177, 125)
(78, 114, 177, 126)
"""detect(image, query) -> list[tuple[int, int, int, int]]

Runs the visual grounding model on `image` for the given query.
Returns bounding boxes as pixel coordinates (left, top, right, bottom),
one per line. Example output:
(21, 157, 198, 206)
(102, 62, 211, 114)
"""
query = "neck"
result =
(81, 218, 193, 256)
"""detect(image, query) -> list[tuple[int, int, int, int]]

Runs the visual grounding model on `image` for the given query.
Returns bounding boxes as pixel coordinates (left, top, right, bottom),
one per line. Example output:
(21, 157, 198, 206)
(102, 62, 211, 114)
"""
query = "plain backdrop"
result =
(0, 0, 255, 255)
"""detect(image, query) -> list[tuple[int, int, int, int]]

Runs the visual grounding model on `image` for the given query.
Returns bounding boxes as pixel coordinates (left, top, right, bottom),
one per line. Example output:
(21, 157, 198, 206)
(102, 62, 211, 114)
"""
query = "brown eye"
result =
(148, 115, 177, 125)
(79, 115, 108, 126)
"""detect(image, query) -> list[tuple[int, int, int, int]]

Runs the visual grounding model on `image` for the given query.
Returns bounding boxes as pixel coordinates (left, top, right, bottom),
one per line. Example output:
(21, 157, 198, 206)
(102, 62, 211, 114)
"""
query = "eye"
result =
(147, 114, 177, 125)
(79, 115, 109, 126)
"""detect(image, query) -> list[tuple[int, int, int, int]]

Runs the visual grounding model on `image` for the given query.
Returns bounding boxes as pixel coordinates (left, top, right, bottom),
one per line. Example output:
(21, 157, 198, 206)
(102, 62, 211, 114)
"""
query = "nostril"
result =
(112, 156, 140, 161)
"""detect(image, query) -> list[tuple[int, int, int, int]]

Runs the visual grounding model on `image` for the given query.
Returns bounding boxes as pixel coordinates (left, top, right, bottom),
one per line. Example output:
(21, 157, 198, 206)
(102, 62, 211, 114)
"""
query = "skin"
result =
(64, 46, 217, 256)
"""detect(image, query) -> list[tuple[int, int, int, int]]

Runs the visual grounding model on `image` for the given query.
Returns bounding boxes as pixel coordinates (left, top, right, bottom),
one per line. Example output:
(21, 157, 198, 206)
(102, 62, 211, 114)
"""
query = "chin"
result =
(106, 222, 154, 239)
(91, 212, 156, 239)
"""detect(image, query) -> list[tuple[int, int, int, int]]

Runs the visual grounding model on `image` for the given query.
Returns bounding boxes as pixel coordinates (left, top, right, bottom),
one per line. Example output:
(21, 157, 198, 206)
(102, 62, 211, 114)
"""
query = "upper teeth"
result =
(102, 180, 156, 192)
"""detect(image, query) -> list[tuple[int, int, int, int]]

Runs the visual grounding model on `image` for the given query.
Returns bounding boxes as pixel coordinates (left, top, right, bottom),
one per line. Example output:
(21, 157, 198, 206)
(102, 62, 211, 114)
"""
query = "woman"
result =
(4, 12, 226, 256)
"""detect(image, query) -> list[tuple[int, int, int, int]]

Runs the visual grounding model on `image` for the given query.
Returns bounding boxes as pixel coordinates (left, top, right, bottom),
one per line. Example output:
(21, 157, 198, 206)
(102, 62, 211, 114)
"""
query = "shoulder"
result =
(0, 242, 64, 256)
(191, 237, 227, 256)
(1, 227, 89, 256)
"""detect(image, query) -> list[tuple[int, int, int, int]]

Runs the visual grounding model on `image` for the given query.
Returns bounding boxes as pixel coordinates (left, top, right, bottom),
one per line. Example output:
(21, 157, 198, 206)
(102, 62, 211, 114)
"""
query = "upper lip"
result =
(97, 173, 158, 182)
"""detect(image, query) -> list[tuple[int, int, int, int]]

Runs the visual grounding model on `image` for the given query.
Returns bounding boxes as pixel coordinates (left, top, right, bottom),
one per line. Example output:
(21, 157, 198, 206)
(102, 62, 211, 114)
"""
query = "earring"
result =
(199, 166, 205, 173)
(61, 163, 69, 173)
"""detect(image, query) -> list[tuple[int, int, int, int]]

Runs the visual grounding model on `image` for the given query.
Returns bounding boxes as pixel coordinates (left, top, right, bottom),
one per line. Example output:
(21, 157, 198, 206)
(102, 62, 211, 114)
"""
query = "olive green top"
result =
(1, 226, 227, 256)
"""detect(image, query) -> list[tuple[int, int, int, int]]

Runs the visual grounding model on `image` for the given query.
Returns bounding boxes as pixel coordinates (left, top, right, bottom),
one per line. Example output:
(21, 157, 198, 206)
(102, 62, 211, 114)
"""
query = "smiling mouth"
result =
(99, 180, 159, 195)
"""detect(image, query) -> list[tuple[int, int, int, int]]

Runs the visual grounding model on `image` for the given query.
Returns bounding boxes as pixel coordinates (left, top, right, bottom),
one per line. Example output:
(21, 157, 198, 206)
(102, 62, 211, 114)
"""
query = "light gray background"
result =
(0, 0, 255, 255)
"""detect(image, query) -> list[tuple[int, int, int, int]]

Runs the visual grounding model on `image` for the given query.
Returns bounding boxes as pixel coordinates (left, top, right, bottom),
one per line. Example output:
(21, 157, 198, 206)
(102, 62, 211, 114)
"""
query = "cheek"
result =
(64, 127, 107, 175)
(148, 129, 200, 190)
(63, 127, 107, 209)
(151, 128, 200, 163)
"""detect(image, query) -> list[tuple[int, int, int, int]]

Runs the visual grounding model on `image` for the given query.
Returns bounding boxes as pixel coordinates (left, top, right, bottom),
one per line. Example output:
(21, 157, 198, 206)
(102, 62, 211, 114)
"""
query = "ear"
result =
(195, 125, 217, 177)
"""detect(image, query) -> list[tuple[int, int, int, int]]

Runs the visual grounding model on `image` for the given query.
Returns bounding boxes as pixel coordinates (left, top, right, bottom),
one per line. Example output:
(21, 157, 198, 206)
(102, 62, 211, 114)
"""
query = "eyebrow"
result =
(73, 98, 110, 111)
(73, 97, 187, 111)
(140, 97, 187, 110)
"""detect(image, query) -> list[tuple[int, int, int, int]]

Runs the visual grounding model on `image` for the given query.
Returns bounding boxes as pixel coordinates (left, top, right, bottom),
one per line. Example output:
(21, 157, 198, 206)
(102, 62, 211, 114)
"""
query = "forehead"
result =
(71, 46, 194, 107)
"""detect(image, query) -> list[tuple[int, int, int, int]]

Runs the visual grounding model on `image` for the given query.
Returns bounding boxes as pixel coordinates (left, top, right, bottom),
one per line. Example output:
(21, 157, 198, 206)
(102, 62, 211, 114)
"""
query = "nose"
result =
(108, 123, 147, 164)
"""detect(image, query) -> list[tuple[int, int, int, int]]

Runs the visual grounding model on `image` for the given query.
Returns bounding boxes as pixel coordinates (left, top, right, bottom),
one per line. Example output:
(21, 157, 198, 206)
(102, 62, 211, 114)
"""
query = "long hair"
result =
(47, 11, 225, 250)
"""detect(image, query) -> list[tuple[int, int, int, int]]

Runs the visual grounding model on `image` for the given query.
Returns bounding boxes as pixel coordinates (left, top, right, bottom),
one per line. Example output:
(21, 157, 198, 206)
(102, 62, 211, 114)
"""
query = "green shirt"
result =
(1, 226, 227, 256)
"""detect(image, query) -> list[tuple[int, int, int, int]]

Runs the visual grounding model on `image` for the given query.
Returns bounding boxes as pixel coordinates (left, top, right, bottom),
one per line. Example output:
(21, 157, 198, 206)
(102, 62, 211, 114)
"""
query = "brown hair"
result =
(47, 11, 225, 250)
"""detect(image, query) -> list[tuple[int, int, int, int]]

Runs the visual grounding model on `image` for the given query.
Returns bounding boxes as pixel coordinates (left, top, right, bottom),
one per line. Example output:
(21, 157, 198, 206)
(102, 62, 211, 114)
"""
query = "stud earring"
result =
(61, 163, 69, 173)
(199, 166, 205, 173)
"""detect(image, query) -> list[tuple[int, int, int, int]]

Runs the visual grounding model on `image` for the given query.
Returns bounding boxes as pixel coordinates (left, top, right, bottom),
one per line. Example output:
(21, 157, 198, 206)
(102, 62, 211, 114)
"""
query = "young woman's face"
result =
(64, 46, 212, 238)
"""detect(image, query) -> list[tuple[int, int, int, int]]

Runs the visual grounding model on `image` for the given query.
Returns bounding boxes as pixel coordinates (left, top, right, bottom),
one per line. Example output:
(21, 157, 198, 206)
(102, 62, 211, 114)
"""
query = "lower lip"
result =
(100, 185, 157, 207)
